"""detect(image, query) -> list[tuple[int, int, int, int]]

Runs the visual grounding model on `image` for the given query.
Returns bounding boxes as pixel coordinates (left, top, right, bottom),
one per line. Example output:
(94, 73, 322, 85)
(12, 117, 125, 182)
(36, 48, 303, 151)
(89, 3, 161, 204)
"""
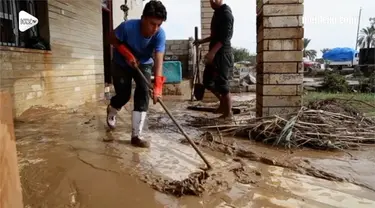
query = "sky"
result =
(144, 0, 375, 57)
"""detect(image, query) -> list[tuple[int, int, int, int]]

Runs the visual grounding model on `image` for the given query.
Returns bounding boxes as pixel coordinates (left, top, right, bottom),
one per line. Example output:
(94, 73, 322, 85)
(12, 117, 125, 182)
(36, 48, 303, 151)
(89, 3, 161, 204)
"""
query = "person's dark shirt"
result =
(209, 4, 234, 53)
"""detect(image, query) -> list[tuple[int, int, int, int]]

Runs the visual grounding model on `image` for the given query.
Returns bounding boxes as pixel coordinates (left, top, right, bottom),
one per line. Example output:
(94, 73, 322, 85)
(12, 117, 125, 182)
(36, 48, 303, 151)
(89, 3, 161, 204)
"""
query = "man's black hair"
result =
(142, 0, 167, 21)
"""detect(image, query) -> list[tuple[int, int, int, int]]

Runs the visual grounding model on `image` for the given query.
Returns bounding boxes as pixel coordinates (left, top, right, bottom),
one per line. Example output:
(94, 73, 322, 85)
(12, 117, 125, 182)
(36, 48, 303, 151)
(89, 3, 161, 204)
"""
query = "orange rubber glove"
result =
(153, 76, 166, 104)
(117, 44, 138, 67)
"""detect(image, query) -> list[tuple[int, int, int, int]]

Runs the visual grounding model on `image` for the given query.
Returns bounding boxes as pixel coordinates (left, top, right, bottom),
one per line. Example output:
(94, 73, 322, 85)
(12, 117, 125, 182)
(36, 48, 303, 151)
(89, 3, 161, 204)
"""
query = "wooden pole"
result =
(0, 90, 24, 208)
(191, 26, 200, 101)
(355, 7, 362, 50)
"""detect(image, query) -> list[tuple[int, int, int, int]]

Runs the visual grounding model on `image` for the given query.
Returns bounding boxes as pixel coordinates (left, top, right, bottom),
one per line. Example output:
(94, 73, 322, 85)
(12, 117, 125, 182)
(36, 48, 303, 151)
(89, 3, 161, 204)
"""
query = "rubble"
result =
(195, 99, 375, 150)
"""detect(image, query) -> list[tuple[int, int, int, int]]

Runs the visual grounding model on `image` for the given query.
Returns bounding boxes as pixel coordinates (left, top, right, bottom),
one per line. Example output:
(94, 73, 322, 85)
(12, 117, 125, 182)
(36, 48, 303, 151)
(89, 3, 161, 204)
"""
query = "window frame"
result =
(0, 0, 50, 51)
(0, 0, 19, 46)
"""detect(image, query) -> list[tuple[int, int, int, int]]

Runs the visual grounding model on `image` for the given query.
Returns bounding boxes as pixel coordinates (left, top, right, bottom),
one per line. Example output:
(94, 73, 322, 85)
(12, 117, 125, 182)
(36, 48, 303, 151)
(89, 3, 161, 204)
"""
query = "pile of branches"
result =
(200, 99, 375, 150)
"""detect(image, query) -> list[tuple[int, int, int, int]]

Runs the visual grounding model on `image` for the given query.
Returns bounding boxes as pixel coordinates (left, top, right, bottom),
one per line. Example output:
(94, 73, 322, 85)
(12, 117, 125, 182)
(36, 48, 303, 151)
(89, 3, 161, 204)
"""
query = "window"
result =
(0, 0, 50, 50)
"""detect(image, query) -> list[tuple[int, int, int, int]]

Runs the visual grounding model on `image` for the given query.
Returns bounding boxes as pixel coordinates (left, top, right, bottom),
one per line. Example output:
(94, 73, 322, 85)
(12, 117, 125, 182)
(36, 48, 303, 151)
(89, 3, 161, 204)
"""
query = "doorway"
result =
(102, 0, 113, 85)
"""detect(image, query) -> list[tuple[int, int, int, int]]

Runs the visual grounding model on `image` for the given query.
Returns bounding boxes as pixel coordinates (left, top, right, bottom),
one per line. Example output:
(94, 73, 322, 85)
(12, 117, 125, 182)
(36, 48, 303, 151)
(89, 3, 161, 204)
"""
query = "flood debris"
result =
(181, 132, 348, 186)
(181, 132, 276, 167)
(138, 158, 259, 197)
(188, 99, 256, 115)
(198, 99, 375, 150)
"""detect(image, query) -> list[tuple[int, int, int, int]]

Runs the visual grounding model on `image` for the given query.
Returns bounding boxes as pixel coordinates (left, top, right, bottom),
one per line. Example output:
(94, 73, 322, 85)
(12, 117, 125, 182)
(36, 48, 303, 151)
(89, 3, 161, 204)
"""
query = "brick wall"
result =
(0, 0, 104, 117)
(165, 39, 194, 78)
(200, 0, 213, 55)
(256, 0, 304, 117)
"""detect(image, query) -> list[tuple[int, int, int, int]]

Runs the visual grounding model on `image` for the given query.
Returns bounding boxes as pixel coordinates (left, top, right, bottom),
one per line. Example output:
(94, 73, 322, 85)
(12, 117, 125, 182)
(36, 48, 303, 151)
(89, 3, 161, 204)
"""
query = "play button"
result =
(18, 10, 38, 32)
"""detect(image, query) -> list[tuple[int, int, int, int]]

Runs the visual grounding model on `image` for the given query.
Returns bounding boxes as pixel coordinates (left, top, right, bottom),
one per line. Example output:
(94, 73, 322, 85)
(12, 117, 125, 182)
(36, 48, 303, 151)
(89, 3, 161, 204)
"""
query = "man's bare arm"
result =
(200, 36, 211, 44)
(209, 42, 223, 55)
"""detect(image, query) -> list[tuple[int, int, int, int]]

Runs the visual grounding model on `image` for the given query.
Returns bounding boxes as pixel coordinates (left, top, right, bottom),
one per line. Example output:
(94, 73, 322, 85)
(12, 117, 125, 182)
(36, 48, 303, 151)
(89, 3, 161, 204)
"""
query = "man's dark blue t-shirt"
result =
(112, 19, 166, 67)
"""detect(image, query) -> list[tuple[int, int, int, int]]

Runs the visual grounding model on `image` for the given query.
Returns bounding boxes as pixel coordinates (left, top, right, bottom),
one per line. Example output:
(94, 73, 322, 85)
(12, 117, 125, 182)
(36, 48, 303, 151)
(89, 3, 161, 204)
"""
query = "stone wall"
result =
(256, 0, 304, 117)
(165, 39, 194, 78)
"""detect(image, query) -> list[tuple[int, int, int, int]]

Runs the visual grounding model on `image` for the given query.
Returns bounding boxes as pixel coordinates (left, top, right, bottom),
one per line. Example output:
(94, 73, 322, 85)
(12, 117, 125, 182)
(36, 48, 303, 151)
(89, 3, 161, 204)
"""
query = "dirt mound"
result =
(138, 158, 260, 197)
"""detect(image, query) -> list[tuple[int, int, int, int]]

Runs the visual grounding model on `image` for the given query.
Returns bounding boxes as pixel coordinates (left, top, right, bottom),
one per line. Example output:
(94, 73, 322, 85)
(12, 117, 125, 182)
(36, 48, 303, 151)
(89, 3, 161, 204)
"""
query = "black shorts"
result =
(203, 51, 234, 95)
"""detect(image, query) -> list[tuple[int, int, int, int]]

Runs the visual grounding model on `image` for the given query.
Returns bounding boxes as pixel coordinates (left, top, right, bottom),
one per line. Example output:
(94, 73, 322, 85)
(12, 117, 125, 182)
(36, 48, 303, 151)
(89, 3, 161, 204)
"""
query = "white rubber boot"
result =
(131, 111, 149, 148)
(106, 105, 118, 129)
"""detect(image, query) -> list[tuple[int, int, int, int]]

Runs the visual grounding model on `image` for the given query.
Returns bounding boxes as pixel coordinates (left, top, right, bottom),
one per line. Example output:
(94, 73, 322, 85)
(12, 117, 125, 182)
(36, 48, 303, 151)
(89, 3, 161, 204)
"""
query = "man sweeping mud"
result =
(106, 1, 167, 148)
(194, 0, 234, 119)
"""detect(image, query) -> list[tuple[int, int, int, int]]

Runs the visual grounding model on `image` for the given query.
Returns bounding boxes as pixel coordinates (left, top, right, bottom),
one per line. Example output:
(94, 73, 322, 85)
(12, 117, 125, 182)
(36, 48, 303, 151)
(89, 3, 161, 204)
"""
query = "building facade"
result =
(0, 0, 142, 117)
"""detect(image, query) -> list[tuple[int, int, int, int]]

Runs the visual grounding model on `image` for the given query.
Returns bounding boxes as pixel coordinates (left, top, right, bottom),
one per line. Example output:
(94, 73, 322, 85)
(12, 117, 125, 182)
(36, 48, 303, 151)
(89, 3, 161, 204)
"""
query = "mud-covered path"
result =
(15, 95, 375, 208)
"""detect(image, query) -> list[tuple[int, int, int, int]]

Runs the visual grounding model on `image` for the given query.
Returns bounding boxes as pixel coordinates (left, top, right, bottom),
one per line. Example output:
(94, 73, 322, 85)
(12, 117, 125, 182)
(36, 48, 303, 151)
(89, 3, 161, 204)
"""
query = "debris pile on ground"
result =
(192, 99, 255, 109)
(140, 170, 210, 197)
(181, 132, 276, 166)
(240, 73, 256, 86)
(187, 99, 256, 115)
(196, 99, 375, 150)
(138, 159, 258, 197)
(181, 132, 348, 183)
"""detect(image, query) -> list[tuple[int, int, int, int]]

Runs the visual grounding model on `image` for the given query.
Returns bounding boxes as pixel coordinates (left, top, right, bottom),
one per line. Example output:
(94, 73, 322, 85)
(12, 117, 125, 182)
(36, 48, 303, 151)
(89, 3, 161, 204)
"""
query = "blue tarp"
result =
(322, 47, 357, 62)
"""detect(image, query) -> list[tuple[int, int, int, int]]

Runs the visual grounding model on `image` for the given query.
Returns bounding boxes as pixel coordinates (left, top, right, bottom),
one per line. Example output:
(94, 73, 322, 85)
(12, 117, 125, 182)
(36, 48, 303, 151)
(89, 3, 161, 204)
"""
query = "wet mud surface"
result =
(182, 132, 375, 192)
(14, 94, 375, 207)
(139, 159, 256, 197)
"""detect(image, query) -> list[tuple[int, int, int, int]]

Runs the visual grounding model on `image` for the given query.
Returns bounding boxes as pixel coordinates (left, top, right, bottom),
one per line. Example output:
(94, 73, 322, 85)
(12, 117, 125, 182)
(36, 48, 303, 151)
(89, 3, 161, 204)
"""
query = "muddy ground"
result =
(15, 94, 375, 207)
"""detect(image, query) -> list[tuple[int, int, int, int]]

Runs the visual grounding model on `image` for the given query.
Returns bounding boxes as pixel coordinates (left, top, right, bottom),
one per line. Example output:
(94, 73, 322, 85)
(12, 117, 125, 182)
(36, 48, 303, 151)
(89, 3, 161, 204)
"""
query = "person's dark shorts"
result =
(203, 51, 234, 95)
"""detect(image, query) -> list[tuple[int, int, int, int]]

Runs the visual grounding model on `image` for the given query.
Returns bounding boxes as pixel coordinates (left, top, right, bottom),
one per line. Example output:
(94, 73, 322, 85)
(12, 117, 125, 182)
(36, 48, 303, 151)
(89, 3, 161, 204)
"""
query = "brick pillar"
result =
(256, 0, 304, 117)
(200, 0, 213, 55)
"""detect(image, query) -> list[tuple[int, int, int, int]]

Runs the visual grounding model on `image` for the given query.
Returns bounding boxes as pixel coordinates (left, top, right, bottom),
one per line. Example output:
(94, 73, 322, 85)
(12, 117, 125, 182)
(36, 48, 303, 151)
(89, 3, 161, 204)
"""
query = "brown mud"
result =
(139, 159, 257, 197)
(180, 130, 375, 192)
(13, 94, 375, 207)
